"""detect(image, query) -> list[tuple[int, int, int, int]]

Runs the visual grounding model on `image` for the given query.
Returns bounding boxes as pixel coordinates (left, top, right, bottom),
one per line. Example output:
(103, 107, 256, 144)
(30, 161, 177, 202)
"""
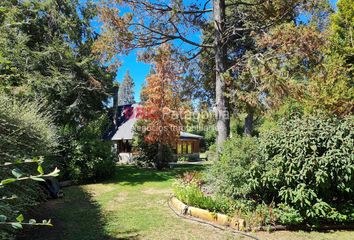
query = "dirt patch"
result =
(82, 184, 115, 197)
(141, 187, 171, 195)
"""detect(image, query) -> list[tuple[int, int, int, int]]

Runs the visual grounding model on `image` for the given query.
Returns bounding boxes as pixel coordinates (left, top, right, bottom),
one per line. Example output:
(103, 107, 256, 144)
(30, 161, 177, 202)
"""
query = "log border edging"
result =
(169, 196, 354, 232)
(169, 196, 246, 231)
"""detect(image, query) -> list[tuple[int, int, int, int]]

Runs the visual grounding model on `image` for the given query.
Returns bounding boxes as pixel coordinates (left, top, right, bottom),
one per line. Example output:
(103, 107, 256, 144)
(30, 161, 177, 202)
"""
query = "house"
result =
(109, 104, 203, 163)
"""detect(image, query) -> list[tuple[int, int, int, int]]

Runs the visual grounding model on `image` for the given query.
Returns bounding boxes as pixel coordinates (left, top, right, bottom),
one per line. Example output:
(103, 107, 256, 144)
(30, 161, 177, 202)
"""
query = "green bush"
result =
(173, 179, 294, 227)
(60, 115, 116, 182)
(0, 94, 58, 239)
(253, 115, 354, 224)
(206, 136, 258, 199)
(207, 115, 354, 225)
(273, 204, 303, 225)
(0, 94, 58, 162)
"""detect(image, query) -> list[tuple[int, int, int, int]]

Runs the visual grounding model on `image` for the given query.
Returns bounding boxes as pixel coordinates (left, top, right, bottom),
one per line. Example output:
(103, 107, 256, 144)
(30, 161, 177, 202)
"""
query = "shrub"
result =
(253, 116, 354, 223)
(133, 120, 174, 169)
(0, 94, 58, 239)
(273, 204, 303, 225)
(207, 115, 354, 225)
(206, 136, 258, 199)
(61, 115, 116, 182)
(0, 94, 58, 162)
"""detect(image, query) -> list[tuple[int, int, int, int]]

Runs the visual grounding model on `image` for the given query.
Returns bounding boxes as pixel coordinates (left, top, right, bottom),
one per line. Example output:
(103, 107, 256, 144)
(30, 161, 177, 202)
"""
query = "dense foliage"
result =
(0, 1, 116, 238)
(206, 136, 258, 199)
(60, 116, 116, 182)
(0, 0, 115, 123)
(0, 0, 115, 180)
(133, 120, 174, 169)
(207, 116, 354, 225)
(173, 173, 232, 214)
(0, 94, 59, 239)
(254, 116, 354, 224)
(0, 94, 57, 161)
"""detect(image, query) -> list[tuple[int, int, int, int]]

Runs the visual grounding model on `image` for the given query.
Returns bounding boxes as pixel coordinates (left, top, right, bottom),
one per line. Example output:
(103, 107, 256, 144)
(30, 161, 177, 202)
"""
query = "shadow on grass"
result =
(17, 186, 136, 240)
(17, 164, 206, 240)
(104, 164, 207, 186)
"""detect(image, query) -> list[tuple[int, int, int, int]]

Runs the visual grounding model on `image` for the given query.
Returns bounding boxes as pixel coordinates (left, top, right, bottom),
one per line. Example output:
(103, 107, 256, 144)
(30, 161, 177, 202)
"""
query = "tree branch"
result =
(133, 23, 213, 48)
(226, 0, 264, 8)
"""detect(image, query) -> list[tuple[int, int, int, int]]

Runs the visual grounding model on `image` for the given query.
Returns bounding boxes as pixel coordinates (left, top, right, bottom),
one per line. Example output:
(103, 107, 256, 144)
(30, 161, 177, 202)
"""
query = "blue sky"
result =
(104, 0, 338, 102)
(115, 50, 150, 102)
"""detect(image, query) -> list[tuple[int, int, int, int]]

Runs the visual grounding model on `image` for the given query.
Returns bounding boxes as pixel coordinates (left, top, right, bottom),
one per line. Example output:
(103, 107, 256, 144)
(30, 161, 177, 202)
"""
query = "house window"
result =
(177, 143, 182, 154)
(177, 141, 193, 154)
(182, 142, 187, 154)
(187, 142, 192, 153)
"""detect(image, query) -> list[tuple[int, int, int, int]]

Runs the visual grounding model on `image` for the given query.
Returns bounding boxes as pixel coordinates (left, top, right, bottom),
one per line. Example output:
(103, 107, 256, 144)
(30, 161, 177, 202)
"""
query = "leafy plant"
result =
(253, 115, 354, 224)
(206, 136, 258, 199)
(273, 204, 303, 225)
(205, 115, 354, 225)
(133, 119, 174, 169)
(61, 115, 116, 183)
(0, 94, 58, 162)
(0, 94, 59, 239)
(173, 180, 232, 214)
(0, 157, 59, 240)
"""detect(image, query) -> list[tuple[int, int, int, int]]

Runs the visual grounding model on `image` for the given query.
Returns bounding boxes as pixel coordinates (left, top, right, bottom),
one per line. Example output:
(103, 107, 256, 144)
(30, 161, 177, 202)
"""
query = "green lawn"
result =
(18, 165, 354, 240)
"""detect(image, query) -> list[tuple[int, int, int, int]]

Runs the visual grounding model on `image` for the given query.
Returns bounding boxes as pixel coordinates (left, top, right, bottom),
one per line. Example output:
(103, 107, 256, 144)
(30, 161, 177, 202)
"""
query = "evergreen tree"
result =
(0, 0, 117, 182)
(0, 0, 115, 126)
(306, 0, 354, 116)
(118, 70, 135, 105)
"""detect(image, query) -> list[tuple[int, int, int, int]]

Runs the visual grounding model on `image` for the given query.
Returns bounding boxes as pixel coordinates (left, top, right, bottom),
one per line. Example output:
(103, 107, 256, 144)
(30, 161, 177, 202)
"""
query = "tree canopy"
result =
(0, 0, 115, 127)
(95, 0, 335, 146)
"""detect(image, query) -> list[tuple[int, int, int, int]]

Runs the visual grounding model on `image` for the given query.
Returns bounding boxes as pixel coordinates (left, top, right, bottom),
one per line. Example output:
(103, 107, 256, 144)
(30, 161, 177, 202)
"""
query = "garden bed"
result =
(169, 195, 354, 233)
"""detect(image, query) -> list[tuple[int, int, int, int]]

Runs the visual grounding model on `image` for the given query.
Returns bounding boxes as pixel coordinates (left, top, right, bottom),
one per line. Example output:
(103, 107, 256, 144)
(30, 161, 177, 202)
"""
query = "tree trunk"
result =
(244, 104, 254, 136)
(213, 0, 230, 149)
(113, 84, 119, 127)
(156, 141, 164, 170)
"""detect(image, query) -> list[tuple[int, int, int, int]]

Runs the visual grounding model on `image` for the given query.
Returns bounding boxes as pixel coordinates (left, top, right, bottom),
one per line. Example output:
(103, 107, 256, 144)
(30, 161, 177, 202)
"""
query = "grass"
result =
(18, 164, 354, 240)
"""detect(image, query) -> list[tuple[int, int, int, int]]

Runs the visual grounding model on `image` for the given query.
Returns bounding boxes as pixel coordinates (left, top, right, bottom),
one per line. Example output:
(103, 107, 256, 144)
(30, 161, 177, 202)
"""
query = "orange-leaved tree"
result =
(140, 44, 186, 168)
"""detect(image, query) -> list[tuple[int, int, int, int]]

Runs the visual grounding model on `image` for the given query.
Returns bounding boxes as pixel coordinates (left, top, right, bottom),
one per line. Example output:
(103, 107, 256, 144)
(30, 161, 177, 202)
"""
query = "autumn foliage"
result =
(141, 44, 185, 147)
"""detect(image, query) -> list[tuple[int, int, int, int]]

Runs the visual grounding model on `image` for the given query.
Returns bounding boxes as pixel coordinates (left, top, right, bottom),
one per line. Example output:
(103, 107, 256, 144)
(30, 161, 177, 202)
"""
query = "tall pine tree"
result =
(0, 0, 115, 126)
(118, 70, 135, 105)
